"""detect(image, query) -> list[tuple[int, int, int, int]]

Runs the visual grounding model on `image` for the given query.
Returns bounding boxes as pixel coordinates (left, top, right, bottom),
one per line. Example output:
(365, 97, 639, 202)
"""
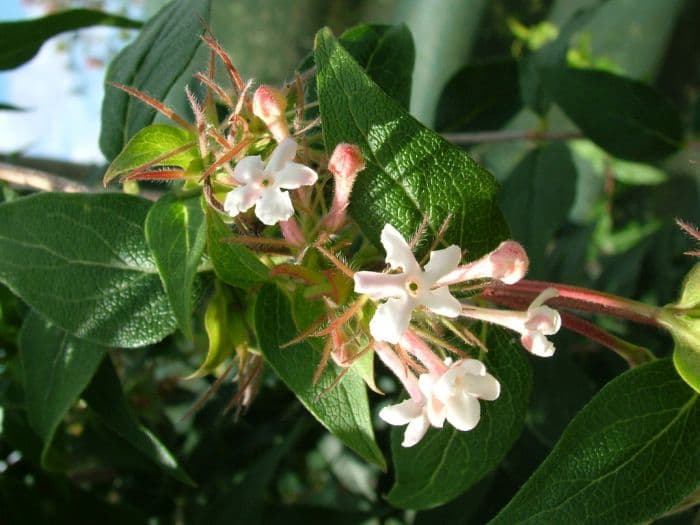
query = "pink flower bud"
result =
(437, 240, 529, 286)
(324, 144, 365, 232)
(279, 217, 305, 247)
(252, 85, 289, 142)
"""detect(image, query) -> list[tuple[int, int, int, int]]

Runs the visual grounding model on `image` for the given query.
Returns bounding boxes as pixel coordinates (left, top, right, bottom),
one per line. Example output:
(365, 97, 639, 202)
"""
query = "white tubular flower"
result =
(461, 288, 561, 357)
(433, 359, 500, 431)
(379, 373, 445, 447)
(223, 138, 317, 225)
(354, 224, 462, 344)
(437, 240, 529, 286)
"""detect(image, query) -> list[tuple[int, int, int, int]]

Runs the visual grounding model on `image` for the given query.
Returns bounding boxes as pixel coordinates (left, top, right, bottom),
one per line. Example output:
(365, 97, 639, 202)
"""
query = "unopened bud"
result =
(324, 143, 365, 232)
(486, 241, 529, 284)
(437, 240, 529, 286)
(279, 217, 305, 247)
(252, 85, 289, 142)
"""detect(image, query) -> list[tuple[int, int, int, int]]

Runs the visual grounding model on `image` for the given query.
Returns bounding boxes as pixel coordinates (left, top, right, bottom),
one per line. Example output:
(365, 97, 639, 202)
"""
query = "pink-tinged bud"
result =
(252, 85, 289, 142)
(324, 143, 365, 232)
(330, 328, 352, 367)
(437, 240, 529, 286)
(279, 217, 305, 247)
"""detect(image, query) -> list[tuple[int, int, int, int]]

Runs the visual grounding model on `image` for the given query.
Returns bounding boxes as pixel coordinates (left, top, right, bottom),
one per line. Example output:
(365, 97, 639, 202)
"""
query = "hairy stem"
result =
(483, 280, 662, 327)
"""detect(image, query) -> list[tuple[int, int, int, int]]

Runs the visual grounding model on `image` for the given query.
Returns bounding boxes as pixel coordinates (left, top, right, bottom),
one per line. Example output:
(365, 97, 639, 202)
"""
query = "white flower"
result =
(433, 359, 500, 431)
(354, 224, 462, 344)
(223, 138, 317, 225)
(461, 288, 561, 357)
(379, 374, 444, 447)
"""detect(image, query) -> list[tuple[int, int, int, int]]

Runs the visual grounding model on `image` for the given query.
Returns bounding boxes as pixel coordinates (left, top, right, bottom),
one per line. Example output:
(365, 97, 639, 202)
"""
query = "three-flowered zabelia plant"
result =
(104, 32, 566, 448)
(103, 28, 698, 460)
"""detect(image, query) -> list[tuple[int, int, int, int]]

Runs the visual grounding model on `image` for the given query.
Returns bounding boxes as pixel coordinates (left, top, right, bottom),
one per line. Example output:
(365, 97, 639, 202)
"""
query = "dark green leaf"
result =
(0, 8, 141, 71)
(300, 23, 415, 124)
(540, 67, 684, 162)
(336, 24, 415, 109)
(500, 143, 577, 273)
(519, 7, 598, 115)
(0, 192, 176, 348)
(19, 311, 106, 468)
(489, 359, 700, 525)
(204, 420, 308, 525)
(206, 206, 269, 289)
(83, 357, 194, 485)
(387, 328, 532, 509)
(315, 28, 509, 257)
(254, 283, 385, 469)
(100, 0, 212, 160)
(436, 60, 521, 132)
(103, 124, 200, 186)
(145, 193, 206, 338)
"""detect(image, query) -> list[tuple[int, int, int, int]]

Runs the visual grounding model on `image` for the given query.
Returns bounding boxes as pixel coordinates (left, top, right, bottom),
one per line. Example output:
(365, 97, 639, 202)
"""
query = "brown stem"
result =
(442, 129, 583, 145)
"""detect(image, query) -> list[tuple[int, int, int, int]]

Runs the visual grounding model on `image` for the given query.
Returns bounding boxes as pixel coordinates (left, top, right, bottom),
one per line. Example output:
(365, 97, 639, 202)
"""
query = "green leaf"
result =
(519, 7, 598, 115)
(19, 311, 107, 468)
(190, 283, 243, 378)
(145, 193, 206, 338)
(99, 0, 212, 160)
(254, 283, 385, 469)
(436, 60, 521, 132)
(300, 23, 415, 124)
(0, 8, 141, 71)
(206, 206, 269, 289)
(387, 328, 532, 509)
(103, 124, 200, 186)
(315, 28, 509, 257)
(500, 143, 577, 274)
(489, 359, 700, 525)
(335, 24, 415, 109)
(0, 192, 176, 348)
(83, 357, 194, 485)
(666, 263, 700, 393)
(540, 67, 684, 162)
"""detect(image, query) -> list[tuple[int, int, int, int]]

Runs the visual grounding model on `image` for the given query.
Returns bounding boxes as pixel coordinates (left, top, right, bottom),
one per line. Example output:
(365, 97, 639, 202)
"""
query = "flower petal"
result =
(529, 287, 559, 310)
(418, 374, 446, 428)
(424, 245, 461, 283)
(232, 156, 264, 184)
(380, 224, 420, 274)
(265, 137, 297, 172)
(276, 162, 318, 189)
(525, 305, 561, 335)
(254, 188, 294, 225)
(521, 331, 556, 357)
(370, 296, 415, 344)
(464, 372, 500, 401)
(223, 184, 263, 217)
(402, 414, 430, 447)
(354, 271, 406, 300)
(420, 286, 461, 317)
(379, 398, 422, 426)
(445, 392, 481, 431)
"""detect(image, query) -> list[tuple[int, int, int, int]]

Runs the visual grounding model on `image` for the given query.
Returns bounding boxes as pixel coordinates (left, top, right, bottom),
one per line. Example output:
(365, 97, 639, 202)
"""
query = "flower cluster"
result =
(110, 37, 563, 444)
(350, 225, 561, 445)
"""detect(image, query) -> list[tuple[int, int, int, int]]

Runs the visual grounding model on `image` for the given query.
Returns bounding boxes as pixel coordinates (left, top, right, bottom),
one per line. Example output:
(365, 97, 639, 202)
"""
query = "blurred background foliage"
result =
(1, 0, 699, 523)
